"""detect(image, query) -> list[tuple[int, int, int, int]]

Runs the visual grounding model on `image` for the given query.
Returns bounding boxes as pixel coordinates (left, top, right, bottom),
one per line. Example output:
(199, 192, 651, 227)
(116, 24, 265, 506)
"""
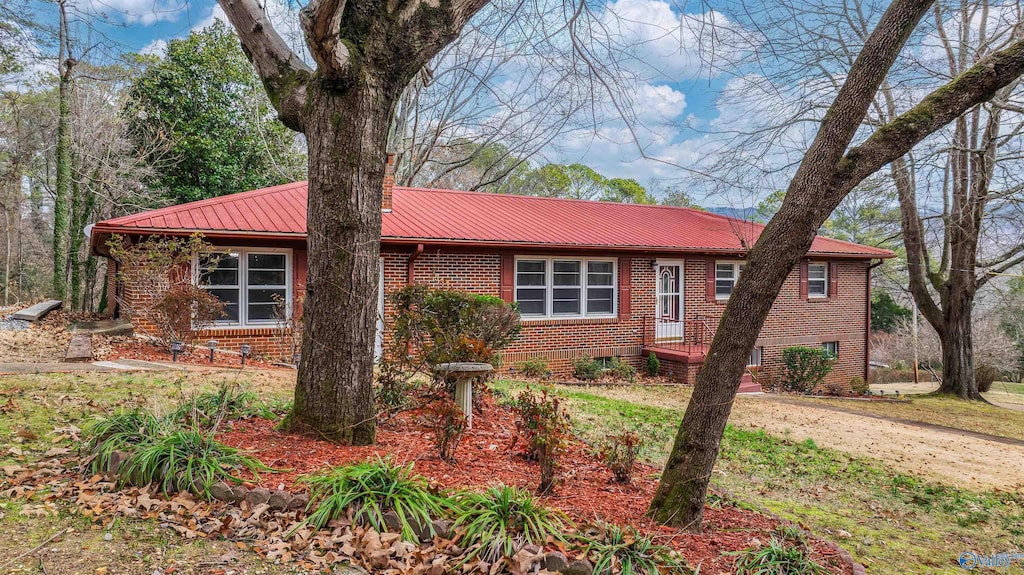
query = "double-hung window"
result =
(515, 257, 616, 318)
(807, 263, 828, 297)
(715, 261, 745, 299)
(199, 248, 291, 326)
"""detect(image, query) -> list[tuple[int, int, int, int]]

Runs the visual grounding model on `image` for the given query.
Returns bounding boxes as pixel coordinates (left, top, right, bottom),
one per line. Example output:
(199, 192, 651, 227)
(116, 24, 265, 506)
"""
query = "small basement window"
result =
(822, 341, 838, 357)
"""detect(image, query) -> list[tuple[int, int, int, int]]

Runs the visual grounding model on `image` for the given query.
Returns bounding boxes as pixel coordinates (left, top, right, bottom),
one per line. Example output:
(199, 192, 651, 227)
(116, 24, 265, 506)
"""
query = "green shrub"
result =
(389, 285, 522, 367)
(119, 430, 267, 498)
(83, 408, 169, 475)
(516, 357, 550, 378)
(976, 364, 999, 393)
(607, 357, 637, 382)
(731, 534, 826, 575)
(572, 356, 603, 381)
(645, 352, 660, 377)
(849, 376, 869, 395)
(511, 390, 571, 493)
(780, 346, 835, 392)
(375, 357, 416, 412)
(599, 430, 643, 483)
(582, 522, 688, 575)
(171, 383, 263, 429)
(298, 458, 448, 541)
(453, 485, 568, 562)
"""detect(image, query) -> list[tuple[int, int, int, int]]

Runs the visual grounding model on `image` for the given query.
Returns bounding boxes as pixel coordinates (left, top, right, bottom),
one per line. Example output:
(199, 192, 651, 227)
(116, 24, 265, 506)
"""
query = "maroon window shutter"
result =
(829, 261, 839, 300)
(799, 260, 809, 300)
(705, 259, 716, 303)
(618, 257, 631, 319)
(500, 254, 514, 303)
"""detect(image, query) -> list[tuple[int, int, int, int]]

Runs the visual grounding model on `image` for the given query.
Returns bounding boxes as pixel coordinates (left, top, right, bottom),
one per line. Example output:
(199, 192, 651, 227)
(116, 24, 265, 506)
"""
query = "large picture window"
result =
(198, 248, 291, 326)
(515, 257, 617, 318)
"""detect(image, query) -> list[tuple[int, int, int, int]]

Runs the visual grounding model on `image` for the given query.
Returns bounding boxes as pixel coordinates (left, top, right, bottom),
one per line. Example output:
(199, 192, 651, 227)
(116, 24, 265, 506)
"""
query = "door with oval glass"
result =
(655, 261, 684, 341)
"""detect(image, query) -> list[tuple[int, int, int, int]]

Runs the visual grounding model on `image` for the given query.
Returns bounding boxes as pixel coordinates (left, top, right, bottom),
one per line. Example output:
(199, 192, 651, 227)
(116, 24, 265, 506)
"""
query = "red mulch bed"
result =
(102, 338, 286, 370)
(218, 394, 851, 574)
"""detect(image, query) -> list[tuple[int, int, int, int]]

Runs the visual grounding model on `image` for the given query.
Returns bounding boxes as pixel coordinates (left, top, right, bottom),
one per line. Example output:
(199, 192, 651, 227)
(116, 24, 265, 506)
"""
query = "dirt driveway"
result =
(574, 386, 1024, 492)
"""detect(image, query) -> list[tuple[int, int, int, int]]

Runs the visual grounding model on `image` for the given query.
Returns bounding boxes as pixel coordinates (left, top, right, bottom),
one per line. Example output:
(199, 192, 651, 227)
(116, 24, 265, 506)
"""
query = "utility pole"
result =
(912, 299, 919, 384)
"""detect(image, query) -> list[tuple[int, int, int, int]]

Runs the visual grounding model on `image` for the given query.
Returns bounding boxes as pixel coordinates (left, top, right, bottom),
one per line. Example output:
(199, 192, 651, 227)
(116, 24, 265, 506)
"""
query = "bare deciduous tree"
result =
(216, 0, 492, 444)
(649, 0, 1024, 532)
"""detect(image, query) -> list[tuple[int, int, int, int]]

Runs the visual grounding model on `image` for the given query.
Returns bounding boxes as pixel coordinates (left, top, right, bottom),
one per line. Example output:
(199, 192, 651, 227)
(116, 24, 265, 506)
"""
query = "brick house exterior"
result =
(90, 162, 891, 390)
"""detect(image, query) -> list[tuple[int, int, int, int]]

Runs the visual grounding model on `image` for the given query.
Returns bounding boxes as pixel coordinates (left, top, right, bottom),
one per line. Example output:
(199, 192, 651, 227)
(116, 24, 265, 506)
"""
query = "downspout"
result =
(407, 244, 424, 285)
(865, 259, 884, 381)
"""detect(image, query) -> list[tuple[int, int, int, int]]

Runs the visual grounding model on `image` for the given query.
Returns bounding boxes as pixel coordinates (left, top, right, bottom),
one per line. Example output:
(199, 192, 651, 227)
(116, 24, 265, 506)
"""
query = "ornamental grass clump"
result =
(581, 522, 689, 575)
(83, 408, 170, 475)
(171, 383, 265, 429)
(119, 429, 268, 499)
(298, 458, 448, 541)
(452, 485, 568, 562)
(731, 534, 827, 575)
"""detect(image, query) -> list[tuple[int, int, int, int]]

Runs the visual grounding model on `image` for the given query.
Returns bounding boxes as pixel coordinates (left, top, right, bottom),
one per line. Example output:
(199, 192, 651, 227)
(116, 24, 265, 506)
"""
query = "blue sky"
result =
(22, 0, 752, 194)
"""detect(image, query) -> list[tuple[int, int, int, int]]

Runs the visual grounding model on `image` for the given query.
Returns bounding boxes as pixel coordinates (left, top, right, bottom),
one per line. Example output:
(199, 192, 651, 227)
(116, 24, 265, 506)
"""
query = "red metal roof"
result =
(91, 183, 894, 258)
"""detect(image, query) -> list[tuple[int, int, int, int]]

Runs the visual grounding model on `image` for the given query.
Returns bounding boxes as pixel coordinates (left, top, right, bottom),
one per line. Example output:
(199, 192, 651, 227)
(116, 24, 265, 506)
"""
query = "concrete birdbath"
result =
(433, 362, 493, 429)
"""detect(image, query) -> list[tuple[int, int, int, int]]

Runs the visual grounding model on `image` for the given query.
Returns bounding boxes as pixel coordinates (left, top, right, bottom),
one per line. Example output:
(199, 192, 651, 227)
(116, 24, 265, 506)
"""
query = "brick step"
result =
(737, 372, 762, 394)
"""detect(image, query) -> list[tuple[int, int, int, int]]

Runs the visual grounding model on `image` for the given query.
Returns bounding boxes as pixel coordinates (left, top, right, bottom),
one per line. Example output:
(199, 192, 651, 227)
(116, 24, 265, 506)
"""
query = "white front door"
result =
(655, 261, 684, 341)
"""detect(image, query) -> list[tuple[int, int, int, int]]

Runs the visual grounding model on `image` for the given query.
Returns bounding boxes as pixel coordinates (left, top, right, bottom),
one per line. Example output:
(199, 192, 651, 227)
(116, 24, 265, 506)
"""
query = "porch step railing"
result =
(642, 315, 715, 354)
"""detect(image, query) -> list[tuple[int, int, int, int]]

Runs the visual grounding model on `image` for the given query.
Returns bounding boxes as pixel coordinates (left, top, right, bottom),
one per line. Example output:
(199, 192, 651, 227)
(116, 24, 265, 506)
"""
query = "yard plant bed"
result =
(216, 392, 852, 574)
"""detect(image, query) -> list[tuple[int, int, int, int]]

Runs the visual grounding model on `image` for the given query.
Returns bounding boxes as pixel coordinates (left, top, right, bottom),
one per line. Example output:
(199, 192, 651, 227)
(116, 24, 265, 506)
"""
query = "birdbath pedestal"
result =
(433, 362, 493, 429)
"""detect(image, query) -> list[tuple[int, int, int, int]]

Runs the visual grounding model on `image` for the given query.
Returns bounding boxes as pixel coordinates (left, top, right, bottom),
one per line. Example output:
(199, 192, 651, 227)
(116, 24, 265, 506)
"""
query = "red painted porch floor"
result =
(643, 343, 763, 393)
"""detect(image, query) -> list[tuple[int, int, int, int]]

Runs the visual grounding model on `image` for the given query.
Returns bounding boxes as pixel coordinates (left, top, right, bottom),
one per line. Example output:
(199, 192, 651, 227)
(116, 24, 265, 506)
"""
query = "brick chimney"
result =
(382, 153, 395, 213)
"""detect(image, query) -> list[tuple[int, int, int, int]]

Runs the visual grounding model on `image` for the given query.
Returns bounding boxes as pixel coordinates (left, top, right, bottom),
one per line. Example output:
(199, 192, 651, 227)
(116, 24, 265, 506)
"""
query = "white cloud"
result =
(597, 0, 754, 81)
(70, 0, 188, 25)
(139, 38, 168, 56)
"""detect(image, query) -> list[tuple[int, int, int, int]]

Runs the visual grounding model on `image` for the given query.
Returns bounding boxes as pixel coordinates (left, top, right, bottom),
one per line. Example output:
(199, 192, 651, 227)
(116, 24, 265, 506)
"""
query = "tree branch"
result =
(217, 0, 312, 132)
(299, 0, 349, 75)
(836, 38, 1024, 190)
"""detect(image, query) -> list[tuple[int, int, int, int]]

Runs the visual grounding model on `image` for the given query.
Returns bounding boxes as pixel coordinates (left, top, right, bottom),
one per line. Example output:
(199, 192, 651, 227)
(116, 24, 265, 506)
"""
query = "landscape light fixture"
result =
(170, 340, 183, 362)
(240, 344, 251, 366)
(207, 340, 218, 363)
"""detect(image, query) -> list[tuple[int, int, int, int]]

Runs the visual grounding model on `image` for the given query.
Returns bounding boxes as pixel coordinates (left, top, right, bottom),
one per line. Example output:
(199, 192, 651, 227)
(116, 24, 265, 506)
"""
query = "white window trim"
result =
(747, 346, 762, 367)
(822, 341, 839, 356)
(194, 247, 293, 329)
(807, 262, 829, 298)
(714, 260, 745, 300)
(514, 256, 618, 320)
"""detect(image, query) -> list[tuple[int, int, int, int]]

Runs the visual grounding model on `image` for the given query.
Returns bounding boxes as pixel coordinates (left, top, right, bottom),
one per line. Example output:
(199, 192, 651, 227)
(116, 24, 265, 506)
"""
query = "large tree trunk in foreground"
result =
(217, 0, 490, 444)
(649, 0, 1024, 530)
(290, 82, 395, 443)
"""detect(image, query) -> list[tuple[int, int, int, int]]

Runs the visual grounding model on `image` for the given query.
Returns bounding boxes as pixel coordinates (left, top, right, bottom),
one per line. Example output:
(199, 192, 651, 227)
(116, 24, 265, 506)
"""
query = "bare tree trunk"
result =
(288, 83, 394, 444)
(217, 0, 490, 445)
(648, 0, 1024, 530)
(938, 291, 979, 398)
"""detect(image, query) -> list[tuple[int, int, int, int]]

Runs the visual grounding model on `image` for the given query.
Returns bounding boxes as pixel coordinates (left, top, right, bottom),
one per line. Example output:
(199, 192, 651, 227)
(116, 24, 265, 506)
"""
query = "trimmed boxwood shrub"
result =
(780, 346, 835, 392)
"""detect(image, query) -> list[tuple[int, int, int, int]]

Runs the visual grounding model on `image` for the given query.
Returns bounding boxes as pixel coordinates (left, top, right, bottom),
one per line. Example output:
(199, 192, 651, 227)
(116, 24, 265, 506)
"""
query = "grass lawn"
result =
(0, 369, 298, 575)
(492, 381, 1024, 575)
(787, 393, 1024, 442)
